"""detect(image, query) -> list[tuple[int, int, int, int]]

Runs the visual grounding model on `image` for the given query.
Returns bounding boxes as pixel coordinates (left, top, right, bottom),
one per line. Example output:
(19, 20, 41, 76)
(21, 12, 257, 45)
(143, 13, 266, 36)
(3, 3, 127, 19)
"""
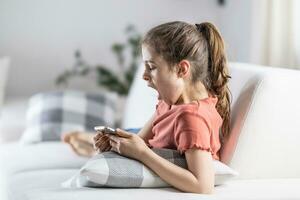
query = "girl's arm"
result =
(111, 114, 214, 194)
(140, 147, 214, 194)
(137, 114, 155, 142)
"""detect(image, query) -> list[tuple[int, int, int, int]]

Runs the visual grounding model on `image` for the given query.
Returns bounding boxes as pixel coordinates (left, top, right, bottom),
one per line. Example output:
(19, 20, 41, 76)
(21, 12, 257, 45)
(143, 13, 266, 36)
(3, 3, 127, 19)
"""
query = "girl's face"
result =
(142, 45, 184, 105)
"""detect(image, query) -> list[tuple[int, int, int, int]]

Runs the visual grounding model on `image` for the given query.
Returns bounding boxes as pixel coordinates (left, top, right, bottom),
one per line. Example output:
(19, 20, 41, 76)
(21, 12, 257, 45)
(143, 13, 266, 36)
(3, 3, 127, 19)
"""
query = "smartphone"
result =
(94, 126, 117, 135)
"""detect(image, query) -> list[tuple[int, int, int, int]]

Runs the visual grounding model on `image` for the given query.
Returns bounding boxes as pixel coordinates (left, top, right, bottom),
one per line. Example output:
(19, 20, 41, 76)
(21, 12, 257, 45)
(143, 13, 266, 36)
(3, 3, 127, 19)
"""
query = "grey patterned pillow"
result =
(20, 90, 117, 144)
(62, 148, 239, 188)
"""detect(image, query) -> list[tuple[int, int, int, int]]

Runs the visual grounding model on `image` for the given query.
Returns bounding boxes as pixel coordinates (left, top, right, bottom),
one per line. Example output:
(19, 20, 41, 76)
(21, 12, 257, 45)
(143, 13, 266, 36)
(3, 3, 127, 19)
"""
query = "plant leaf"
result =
(96, 65, 127, 95)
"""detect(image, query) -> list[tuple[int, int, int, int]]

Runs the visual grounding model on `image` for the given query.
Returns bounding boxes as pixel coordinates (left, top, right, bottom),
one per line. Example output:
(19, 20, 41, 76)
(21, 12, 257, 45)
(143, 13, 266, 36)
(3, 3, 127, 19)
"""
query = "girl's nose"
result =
(143, 71, 150, 81)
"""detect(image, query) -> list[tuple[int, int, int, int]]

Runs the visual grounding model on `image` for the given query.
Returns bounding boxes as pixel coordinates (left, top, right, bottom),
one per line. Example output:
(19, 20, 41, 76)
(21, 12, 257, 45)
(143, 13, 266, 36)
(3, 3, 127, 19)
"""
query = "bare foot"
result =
(61, 131, 96, 157)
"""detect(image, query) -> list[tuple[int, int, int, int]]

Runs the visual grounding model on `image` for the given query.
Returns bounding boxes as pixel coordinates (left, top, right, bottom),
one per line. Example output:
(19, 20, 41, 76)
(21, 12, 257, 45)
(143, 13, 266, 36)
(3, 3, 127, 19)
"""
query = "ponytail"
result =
(195, 22, 232, 143)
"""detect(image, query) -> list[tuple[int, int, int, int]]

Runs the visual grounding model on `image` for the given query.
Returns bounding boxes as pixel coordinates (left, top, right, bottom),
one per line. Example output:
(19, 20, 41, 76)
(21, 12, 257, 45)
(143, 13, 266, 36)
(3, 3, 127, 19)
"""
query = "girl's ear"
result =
(177, 60, 190, 77)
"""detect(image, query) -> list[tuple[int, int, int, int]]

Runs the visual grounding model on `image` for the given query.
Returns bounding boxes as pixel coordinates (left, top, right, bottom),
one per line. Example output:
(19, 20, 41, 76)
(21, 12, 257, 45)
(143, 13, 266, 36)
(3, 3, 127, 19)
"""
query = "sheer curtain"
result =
(250, 0, 300, 69)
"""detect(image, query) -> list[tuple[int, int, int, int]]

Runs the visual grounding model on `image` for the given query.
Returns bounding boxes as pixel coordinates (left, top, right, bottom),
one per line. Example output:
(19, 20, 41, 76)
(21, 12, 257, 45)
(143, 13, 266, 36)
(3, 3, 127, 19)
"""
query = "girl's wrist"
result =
(138, 147, 152, 163)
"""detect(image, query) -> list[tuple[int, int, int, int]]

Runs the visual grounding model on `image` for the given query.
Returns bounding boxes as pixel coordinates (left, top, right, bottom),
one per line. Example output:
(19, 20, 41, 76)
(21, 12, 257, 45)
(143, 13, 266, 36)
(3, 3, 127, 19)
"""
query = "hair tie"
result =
(195, 23, 204, 32)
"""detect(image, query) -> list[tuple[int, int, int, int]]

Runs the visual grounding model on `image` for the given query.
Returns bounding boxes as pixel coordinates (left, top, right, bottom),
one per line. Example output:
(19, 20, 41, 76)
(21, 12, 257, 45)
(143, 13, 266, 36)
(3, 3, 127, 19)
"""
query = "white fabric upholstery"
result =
(6, 169, 300, 200)
(0, 142, 88, 176)
(220, 63, 266, 165)
(0, 142, 88, 200)
(0, 98, 28, 143)
(224, 63, 300, 179)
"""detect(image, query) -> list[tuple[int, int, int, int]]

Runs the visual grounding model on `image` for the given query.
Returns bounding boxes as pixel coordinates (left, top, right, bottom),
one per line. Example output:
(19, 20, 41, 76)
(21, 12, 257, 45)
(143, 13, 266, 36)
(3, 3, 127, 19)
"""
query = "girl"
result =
(64, 21, 231, 194)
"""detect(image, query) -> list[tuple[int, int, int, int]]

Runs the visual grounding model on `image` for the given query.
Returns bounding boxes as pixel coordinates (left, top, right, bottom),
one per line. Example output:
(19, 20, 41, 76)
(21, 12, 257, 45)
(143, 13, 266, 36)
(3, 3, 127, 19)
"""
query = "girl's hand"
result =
(93, 132, 112, 153)
(108, 128, 150, 160)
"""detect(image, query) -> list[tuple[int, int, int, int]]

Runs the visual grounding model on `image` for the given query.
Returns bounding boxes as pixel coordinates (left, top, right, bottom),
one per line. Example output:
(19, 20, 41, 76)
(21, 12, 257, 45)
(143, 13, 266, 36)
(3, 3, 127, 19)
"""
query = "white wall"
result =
(217, 0, 253, 63)
(0, 0, 253, 98)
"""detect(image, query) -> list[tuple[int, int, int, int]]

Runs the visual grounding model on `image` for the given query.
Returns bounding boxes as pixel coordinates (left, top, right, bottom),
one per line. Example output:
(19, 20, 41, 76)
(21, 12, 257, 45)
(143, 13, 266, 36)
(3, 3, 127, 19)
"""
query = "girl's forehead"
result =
(142, 45, 163, 64)
(142, 46, 155, 59)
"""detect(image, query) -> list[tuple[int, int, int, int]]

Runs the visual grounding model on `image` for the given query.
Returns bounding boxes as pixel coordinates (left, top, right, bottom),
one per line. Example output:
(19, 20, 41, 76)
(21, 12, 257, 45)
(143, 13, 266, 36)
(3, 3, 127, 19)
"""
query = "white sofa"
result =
(0, 62, 300, 200)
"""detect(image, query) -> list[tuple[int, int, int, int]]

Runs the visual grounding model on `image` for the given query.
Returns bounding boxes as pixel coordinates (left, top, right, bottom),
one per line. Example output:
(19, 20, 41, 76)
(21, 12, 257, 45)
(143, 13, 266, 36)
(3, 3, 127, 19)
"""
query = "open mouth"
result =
(146, 82, 161, 99)
(147, 81, 155, 89)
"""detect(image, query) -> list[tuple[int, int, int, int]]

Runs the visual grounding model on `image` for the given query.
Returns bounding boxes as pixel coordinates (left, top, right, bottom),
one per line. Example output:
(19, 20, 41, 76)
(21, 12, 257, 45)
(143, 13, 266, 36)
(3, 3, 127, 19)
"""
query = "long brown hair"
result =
(142, 21, 231, 142)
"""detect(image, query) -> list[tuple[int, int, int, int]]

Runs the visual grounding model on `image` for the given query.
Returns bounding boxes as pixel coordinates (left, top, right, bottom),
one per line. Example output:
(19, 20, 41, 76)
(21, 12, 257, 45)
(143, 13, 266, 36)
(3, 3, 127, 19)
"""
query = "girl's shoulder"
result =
(155, 96, 220, 120)
(175, 96, 222, 124)
(173, 96, 218, 112)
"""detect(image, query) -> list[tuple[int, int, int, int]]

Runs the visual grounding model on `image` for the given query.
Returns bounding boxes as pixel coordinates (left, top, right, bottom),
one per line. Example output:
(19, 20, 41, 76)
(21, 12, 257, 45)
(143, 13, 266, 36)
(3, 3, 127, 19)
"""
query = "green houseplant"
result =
(55, 25, 142, 96)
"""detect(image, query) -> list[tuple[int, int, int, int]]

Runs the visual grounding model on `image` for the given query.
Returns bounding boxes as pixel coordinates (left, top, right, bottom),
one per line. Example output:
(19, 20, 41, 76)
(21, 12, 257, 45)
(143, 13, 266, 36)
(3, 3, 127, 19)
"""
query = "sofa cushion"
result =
(5, 169, 300, 200)
(62, 148, 238, 188)
(20, 90, 117, 144)
(0, 142, 88, 200)
(0, 142, 88, 176)
(0, 129, 140, 177)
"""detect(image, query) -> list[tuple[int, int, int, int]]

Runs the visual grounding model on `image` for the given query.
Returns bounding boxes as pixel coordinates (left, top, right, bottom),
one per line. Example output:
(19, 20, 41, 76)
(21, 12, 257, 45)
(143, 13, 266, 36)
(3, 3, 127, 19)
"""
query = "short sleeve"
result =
(174, 111, 212, 154)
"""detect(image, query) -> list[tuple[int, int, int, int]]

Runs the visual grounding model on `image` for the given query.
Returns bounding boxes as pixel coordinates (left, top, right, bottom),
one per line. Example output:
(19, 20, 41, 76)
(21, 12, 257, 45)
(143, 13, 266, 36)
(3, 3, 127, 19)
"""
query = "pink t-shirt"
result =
(148, 96, 222, 160)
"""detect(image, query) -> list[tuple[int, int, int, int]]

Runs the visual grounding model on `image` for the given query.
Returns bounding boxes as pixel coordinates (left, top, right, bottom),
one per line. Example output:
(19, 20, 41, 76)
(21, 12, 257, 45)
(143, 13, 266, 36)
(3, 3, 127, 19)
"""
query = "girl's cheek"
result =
(150, 71, 156, 78)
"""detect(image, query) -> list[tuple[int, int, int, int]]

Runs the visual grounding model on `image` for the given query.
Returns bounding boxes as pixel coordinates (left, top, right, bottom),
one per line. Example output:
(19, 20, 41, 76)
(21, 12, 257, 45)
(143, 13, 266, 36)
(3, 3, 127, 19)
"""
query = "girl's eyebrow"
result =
(144, 60, 157, 65)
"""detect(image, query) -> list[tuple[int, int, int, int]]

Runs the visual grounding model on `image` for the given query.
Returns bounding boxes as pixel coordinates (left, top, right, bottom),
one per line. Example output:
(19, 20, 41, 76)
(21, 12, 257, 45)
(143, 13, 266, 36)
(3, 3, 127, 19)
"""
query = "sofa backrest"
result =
(224, 63, 300, 179)
(122, 62, 300, 179)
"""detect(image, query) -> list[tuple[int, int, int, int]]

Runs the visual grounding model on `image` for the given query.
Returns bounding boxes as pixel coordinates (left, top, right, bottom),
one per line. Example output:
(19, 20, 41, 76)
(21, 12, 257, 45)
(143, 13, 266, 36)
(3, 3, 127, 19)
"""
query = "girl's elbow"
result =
(194, 184, 214, 194)
(197, 188, 214, 195)
(194, 188, 214, 194)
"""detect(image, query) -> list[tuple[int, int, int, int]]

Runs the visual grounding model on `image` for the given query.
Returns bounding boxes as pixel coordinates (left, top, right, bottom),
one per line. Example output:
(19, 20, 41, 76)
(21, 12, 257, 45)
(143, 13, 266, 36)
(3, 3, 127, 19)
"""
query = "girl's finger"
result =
(103, 143, 112, 152)
(110, 146, 116, 152)
(109, 139, 117, 147)
(100, 141, 111, 152)
(94, 138, 110, 151)
(94, 135, 109, 143)
(94, 136, 109, 147)
(93, 133, 103, 141)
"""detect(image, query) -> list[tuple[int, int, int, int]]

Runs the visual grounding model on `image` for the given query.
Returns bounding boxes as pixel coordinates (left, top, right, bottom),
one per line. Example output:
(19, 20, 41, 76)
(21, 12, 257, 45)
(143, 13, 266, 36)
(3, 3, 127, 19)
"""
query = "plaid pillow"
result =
(62, 148, 239, 188)
(20, 90, 117, 144)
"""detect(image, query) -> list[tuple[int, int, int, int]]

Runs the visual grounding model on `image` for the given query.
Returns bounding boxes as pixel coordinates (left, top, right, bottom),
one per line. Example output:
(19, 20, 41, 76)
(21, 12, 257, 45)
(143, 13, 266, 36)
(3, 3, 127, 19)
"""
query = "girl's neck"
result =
(174, 81, 209, 105)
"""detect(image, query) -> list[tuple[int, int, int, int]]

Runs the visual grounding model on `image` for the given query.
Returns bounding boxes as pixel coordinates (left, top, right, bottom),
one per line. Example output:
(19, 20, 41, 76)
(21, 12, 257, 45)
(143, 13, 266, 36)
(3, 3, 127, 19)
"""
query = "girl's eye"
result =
(149, 66, 156, 71)
(145, 63, 156, 71)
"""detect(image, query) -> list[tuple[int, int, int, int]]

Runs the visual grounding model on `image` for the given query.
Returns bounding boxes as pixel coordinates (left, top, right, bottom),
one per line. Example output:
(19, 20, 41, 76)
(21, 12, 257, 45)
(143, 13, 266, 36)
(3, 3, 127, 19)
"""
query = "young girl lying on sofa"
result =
(62, 21, 231, 194)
